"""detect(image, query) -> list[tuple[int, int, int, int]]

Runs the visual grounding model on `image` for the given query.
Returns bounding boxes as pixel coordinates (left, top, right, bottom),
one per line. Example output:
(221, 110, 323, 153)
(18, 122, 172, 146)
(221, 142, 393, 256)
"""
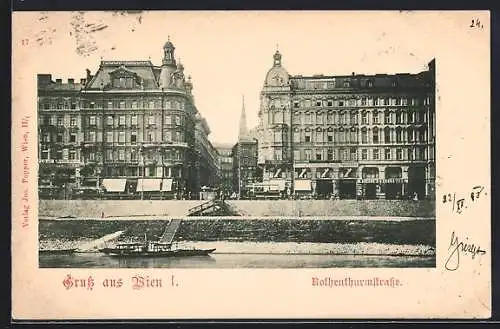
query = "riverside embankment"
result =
(39, 218, 435, 256)
(39, 199, 435, 218)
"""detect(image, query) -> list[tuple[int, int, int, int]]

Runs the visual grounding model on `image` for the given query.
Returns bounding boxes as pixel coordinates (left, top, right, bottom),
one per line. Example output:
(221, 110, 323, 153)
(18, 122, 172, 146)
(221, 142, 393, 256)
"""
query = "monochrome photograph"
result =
(34, 11, 437, 269)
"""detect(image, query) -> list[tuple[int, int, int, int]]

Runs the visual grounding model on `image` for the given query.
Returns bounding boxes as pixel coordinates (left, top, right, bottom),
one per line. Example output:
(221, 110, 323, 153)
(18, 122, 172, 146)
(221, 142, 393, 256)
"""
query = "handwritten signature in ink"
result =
(445, 231, 487, 271)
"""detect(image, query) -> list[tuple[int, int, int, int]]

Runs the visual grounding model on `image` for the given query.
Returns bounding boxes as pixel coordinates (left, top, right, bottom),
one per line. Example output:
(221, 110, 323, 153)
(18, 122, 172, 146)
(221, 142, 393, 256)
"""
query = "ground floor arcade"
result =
(256, 162, 435, 200)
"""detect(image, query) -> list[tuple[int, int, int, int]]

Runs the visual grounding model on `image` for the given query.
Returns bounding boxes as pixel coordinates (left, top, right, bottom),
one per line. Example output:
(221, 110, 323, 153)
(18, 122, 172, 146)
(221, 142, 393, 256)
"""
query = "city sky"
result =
(14, 11, 485, 145)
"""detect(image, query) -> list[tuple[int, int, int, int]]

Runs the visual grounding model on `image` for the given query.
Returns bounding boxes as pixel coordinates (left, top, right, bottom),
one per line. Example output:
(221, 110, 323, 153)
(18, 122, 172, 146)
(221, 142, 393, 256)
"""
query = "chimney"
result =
(68, 78, 74, 84)
(37, 74, 52, 88)
(56, 78, 62, 84)
(352, 72, 355, 76)
(86, 69, 91, 81)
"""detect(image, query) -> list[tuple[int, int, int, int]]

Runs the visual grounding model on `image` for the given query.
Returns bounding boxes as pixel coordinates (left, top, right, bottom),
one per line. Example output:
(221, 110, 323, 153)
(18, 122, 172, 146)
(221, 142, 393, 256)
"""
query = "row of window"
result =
(85, 130, 185, 143)
(112, 77, 136, 89)
(43, 148, 187, 163)
(271, 127, 427, 144)
(39, 98, 188, 111)
(295, 78, 423, 90)
(267, 109, 427, 125)
(40, 148, 78, 160)
(270, 147, 427, 162)
(85, 114, 185, 127)
(102, 166, 183, 179)
(41, 129, 187, 144)
(90, 149, 185, 162)
(264, 167, 403, 180)
(290, 96, 431, 108)
(39, 113, 187, 127)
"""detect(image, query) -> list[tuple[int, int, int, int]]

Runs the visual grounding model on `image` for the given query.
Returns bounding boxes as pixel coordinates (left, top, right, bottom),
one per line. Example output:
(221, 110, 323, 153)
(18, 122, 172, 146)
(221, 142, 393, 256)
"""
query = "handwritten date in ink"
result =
(442, 185, 486, 214)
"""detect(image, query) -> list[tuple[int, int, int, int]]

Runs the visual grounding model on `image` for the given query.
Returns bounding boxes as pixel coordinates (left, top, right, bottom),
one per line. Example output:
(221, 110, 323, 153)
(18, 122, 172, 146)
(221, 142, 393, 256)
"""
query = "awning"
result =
(294, 179, 312, 191)
(362, 178, 405, 184)
(102, 179, 126, 192)
(161, 178, 173, 192)
(136, 179, 162, 192)
(270, 179, 286, 191)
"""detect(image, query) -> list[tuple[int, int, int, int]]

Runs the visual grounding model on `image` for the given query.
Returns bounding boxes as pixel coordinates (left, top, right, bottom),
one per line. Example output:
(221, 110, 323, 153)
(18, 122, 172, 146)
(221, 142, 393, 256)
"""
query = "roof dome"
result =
(163, 37, 175, 49)
(274, 50, 282, 61)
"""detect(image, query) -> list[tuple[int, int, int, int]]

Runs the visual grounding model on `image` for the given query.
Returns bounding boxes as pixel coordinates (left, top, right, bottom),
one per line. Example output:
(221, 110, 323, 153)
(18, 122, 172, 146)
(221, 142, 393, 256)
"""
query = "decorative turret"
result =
(185, 75, 193, 94)
(175, 58, 185, 89)
(273, 49, 282, 67)
(159, 36, 178, 88)
(162, 36, 176, 66)
(264, 47, 289, 87)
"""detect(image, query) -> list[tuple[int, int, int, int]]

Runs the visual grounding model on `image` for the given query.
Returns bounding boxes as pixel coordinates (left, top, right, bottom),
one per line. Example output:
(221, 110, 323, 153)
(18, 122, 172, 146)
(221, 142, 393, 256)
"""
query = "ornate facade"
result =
(214, 143, 234, 196)
(256, 51, 436, 199)
(232, 97, 259, 198)
(37, 39, 219, 199)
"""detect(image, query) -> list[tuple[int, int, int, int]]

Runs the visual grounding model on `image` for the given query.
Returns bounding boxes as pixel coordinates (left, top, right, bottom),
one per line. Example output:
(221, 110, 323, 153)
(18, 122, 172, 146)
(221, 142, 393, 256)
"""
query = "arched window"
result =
(350, 111, 357, 125)
(373, 127, 379, 144)
(293, 128, 300, 143)
(373, 110, 379, 124)
(396, 127, 403, 143)
(338, 128, 345, 143)
(274, 110, 283, 124)
(407, 127, 414, 142)
(316, 129, 323, 143)
(350, 128, 357, 143)
(361, 111, 368, 124)
(268, 108, 274, 125)
(396, 110, 403, 124)
(361, 127, 368, 144)
(419, 127, 426, 142)
(384, 127, 391, 143)
(384, 111, 391, 124)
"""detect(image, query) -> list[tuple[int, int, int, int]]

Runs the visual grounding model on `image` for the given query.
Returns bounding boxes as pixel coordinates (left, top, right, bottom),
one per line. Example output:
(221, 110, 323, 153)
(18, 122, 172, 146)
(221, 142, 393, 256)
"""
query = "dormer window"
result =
(114, 77, 134, 88)
(367, 80, 374, 88)
(110, 65, 138, 89)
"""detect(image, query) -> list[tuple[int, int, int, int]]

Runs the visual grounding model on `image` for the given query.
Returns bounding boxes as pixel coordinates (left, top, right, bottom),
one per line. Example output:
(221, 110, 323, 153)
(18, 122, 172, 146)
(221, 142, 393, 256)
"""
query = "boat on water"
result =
(39, 248, 76, 255)
(99, 242, 216, 258)
(98, 219, 216, 258)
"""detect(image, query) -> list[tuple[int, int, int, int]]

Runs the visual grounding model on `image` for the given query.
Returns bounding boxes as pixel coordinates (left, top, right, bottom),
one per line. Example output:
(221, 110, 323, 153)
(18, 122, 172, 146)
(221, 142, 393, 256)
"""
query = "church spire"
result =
(238, 95, 249, 141)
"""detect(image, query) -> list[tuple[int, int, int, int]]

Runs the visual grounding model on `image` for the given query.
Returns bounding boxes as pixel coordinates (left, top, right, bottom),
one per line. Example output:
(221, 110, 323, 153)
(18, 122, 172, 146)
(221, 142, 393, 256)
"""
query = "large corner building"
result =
(256, 50, 436, 200)
(37, 39, 219, 199)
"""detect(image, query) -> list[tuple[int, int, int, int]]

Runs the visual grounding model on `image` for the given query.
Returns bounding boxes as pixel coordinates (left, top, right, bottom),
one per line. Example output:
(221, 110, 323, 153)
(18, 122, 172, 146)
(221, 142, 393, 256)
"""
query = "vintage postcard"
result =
(12, 10, 490, 319)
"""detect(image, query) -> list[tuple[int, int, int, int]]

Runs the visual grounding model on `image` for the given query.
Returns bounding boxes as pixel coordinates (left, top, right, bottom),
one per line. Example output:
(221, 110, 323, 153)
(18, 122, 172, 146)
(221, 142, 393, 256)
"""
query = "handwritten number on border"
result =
(470, 18, 484, 29)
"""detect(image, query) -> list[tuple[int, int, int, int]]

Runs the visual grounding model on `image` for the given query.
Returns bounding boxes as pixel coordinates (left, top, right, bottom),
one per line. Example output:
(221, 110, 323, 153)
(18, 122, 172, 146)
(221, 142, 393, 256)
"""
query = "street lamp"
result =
(140, 145, 144, 200)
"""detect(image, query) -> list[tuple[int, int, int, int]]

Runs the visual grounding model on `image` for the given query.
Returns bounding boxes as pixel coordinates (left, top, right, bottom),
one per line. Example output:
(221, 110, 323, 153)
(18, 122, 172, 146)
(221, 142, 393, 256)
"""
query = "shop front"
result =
(294, 179, 312, 198)
(385, 167, 403, 200)
(408, 166, 426, 200)
(361, 167, 379, 199)
(314, 167, 335, 199)
(293, 167, 313, 198)
(338, 167, 358, 199)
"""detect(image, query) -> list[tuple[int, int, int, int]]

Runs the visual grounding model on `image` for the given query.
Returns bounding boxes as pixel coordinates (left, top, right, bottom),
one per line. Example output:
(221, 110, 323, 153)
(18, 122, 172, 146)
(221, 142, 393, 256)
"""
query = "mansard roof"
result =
(86, 60, 160, 90)
(290, 70, 431, 91)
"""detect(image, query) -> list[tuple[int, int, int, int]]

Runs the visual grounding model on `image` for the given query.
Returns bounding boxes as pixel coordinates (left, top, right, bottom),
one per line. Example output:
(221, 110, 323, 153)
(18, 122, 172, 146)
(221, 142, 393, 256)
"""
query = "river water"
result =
(39, 252, 435, 268)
